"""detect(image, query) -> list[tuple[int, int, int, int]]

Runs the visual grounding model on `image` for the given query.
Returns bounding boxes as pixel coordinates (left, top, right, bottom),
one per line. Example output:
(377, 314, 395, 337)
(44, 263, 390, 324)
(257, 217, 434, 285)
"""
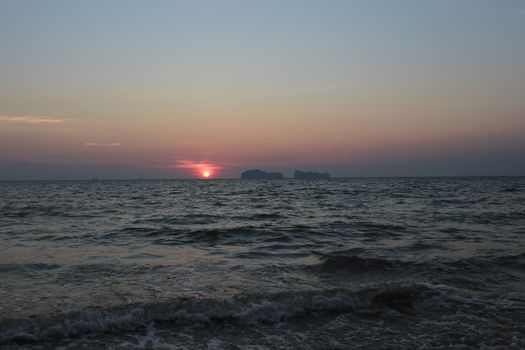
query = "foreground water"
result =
(0, 177, 524, 349)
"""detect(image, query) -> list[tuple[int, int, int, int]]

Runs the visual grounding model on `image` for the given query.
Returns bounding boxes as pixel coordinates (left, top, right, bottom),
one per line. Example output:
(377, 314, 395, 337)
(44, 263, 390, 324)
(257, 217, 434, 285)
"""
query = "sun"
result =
(202, 171, 211, 178)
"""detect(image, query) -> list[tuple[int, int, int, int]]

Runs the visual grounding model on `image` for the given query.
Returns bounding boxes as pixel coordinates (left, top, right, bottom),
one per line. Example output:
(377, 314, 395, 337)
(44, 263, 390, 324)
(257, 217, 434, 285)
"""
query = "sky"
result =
(1, 0, 524, 179)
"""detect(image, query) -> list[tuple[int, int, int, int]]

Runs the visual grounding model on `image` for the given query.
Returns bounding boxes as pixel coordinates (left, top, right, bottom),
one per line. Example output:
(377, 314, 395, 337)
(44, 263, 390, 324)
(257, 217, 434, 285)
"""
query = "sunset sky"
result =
(1, 0, 524, 179)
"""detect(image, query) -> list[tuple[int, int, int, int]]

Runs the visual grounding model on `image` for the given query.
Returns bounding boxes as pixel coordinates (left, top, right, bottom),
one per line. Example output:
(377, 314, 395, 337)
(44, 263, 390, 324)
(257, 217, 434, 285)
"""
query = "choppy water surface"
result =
(0, 177, 524, 349)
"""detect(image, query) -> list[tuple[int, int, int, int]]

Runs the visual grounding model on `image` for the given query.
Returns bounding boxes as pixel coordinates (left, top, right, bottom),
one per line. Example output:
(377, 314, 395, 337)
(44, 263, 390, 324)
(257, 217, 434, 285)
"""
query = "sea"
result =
(0, 177, 524, 349)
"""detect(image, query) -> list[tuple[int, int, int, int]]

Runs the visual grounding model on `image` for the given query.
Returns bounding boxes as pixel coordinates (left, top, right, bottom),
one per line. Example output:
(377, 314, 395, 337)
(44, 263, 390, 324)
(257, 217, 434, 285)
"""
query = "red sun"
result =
(202, 171, 211, 178)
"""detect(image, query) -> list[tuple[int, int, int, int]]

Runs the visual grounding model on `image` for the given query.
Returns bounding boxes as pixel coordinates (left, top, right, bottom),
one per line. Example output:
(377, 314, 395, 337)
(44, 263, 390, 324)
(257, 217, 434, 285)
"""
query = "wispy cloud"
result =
(173, 159, 223, 169)
(0, 115, 73, 124)
(83, 142, 122, 147)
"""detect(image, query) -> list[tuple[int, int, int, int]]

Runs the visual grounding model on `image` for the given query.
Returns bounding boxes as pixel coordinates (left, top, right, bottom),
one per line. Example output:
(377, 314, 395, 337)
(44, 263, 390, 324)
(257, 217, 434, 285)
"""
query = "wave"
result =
(247, 212, 285, 220)
(353, 221, 409, 236)
(0, 204, 98, 219)
(100, 225, 281, 246)
(0, 263, 62, 274)
(445, 252, 525, 271)
(1, 205, 62, 218)
(0, 283, 451, 345)
(317, 255, 402, 273)
(313, 252, 525, 275)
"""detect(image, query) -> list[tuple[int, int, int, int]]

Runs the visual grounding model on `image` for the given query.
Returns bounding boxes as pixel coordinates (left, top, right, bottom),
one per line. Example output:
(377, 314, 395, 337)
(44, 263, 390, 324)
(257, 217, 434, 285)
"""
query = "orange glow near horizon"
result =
(172, 160, 223, 178)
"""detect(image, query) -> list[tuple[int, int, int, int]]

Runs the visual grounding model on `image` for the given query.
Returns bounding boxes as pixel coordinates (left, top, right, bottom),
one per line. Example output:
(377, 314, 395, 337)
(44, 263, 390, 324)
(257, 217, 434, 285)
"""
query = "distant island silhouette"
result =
(241, 169, 284, 179)
(240, 169, 331, 179)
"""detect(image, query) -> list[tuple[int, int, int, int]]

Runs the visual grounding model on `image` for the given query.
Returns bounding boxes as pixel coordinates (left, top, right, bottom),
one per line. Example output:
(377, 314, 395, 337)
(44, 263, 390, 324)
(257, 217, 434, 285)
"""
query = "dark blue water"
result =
(1, 178, 524, 349)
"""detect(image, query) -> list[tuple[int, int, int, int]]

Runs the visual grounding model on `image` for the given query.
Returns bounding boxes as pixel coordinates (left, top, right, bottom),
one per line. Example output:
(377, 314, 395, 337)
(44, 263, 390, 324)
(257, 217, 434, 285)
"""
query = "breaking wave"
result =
(0, 283, 455, 345)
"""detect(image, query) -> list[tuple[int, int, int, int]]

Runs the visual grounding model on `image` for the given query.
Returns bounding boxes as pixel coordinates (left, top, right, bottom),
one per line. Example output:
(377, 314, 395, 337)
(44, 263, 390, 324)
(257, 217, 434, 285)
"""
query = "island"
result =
(294, 170, 331, 180)
(241, 169, 284, 180)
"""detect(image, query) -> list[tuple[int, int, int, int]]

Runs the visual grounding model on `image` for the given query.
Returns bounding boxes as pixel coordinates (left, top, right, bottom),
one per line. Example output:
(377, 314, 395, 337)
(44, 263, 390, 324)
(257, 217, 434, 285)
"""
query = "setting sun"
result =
(203, 171, 210, 178)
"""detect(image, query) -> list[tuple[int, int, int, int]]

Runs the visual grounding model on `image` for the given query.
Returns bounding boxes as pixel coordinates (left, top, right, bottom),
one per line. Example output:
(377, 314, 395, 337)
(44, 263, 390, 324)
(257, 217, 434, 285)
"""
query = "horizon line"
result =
(1, 175, 524, 182)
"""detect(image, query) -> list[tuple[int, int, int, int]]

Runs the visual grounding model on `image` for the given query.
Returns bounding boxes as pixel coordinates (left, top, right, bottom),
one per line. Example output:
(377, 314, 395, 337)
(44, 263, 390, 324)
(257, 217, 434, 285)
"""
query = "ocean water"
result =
(0, 177, 524, 349)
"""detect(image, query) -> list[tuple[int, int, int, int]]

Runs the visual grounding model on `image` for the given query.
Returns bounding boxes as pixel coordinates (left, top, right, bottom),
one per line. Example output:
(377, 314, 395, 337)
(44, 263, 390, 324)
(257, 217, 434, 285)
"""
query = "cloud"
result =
(0, 115, 73, 124)
(83, 142, 122, 147)
(173, 159, 223, 169)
